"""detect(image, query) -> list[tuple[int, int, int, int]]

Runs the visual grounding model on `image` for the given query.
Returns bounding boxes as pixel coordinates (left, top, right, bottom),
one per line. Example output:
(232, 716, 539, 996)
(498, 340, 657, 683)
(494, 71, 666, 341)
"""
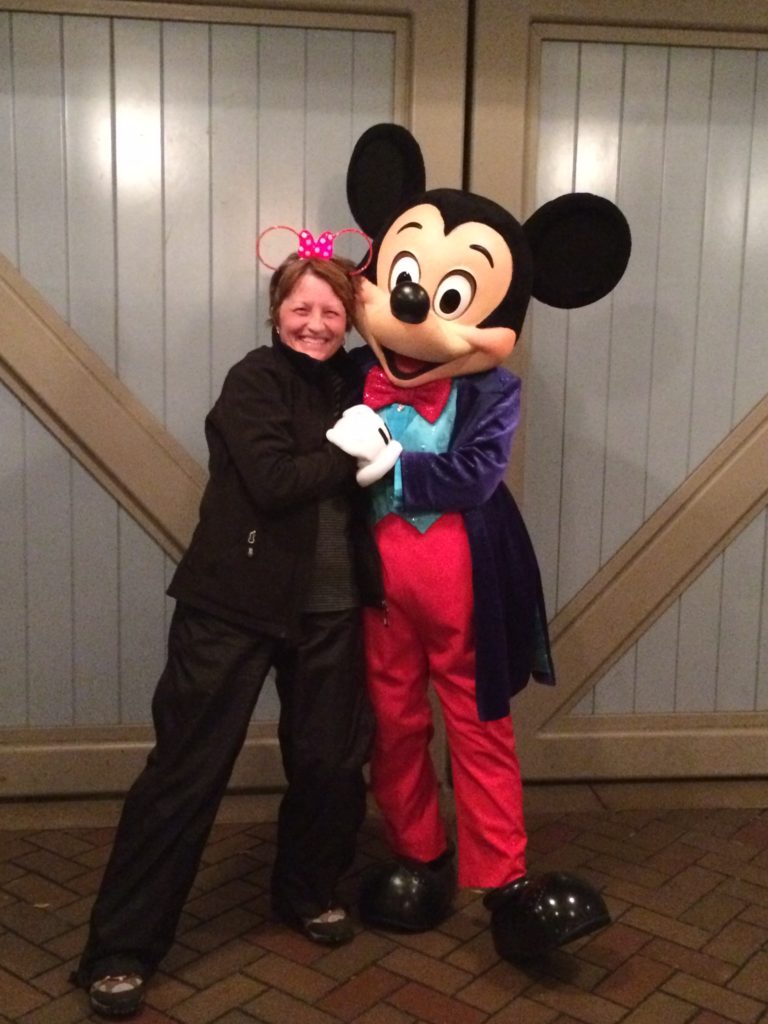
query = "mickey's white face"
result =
(354, 203, 518, 388)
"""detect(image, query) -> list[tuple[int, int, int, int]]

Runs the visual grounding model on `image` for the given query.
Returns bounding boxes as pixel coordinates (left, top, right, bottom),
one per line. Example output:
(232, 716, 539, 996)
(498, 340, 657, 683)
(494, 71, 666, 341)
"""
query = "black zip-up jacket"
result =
(168, 333, 382, 639)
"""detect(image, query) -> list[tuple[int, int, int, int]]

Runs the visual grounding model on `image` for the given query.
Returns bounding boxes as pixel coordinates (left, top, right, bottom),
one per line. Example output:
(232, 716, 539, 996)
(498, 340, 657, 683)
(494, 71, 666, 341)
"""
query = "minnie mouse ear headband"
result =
(256, 225, 373, 275)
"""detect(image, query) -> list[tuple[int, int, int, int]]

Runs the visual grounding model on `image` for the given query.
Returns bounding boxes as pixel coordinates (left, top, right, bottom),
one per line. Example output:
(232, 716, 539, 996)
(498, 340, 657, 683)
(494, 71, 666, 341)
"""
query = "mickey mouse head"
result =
(346, 123, 631, 387)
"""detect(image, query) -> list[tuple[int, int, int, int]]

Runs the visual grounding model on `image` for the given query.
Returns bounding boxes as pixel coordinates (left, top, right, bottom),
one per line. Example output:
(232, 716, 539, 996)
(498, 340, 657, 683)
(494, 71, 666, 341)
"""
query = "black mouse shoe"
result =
(484, 871, 610, 962)
(359, 848, 455, 932)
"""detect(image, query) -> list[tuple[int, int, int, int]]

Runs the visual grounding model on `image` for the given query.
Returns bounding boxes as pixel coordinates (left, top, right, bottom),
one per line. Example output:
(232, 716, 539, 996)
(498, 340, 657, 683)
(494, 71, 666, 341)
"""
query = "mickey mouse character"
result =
(328, 123, 631, 960)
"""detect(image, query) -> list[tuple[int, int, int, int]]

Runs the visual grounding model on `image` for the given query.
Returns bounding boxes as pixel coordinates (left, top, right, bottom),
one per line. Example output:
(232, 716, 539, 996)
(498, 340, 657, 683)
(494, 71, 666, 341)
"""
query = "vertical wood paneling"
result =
(0, 18, 25, 726)
(0, 385, 27, 727)
(63, 15, 120, 726)
(523, 40, 578, 614)
(734, 52, 768, 423)
(72, 466, 119, 724)
(530, 39, 768, 718)
(25, 418, 73, 726)
(118, 512, 167, 724)
(113, 19, 169, 718)
(689, 49, 755, 470)
(644, 49, 711, 519)
(114, 19, 164, 419)
(13, 14, 67, 312)
(63, 16, 115, 368)
(759, 511, 768, 710)
(163, 21, 212, 465)
(0, 13, 16, 258)
(13, 13, 74, 726)
(601, 46, 665, 561)
(557, 43, 623, 607)
(210, 23, 259, 395)
(1, 10, 397, 735)
(352, 32, 396, 142)
(305, 31, 355, 236)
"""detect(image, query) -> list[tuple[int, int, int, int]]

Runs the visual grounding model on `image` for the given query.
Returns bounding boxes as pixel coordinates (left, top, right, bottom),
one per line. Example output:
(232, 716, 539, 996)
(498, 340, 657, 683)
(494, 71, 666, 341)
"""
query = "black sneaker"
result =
(276, 904, 355, 945)
(88, 972, 145, 1017)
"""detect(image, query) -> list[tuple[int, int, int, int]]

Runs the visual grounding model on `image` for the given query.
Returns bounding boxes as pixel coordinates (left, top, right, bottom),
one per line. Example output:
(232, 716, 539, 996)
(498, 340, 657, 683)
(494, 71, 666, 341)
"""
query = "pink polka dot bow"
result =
(257, 225, 372, 275)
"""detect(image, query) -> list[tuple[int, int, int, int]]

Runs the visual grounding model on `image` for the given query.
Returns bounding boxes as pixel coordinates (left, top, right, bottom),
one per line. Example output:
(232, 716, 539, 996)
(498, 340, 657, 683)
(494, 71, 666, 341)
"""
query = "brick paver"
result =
(0, 804, 766, 1023)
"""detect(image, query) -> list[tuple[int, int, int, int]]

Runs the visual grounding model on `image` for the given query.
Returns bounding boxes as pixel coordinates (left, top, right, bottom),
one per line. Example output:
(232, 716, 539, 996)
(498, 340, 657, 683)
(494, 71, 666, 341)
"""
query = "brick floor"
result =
(1, 804, 767, 1022)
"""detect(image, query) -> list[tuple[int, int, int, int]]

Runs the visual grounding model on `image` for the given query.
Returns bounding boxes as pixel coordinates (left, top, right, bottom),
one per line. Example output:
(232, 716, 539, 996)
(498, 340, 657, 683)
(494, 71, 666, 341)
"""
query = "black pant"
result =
(76, 602, 372, 983)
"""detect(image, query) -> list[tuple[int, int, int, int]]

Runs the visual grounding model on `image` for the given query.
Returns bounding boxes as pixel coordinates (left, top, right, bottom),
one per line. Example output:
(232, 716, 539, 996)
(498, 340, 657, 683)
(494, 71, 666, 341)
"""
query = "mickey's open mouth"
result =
(384, 348, 441, 380)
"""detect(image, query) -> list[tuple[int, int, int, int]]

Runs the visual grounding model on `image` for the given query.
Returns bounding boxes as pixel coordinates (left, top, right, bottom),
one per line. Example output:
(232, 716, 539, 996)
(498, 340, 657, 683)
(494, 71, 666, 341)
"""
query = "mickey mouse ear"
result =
(525, 193, 631, 309)
(346, 123, 426, 238)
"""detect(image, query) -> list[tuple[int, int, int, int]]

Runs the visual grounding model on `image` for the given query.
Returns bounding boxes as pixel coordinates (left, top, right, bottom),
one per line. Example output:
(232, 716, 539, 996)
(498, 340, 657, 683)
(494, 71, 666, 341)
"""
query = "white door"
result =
(0, 0, 468, 796)
(471, 0, 768, 783)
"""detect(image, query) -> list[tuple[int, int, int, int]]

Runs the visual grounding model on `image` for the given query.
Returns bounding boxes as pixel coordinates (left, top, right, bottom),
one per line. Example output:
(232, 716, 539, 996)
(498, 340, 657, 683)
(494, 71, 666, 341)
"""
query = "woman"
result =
(75, 252, 381, 1018)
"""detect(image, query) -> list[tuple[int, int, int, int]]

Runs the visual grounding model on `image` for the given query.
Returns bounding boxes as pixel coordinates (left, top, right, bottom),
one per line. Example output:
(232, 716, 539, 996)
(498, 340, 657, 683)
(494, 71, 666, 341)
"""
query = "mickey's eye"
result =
(389, 253, 420, 291)
(434, 271, 475, 319)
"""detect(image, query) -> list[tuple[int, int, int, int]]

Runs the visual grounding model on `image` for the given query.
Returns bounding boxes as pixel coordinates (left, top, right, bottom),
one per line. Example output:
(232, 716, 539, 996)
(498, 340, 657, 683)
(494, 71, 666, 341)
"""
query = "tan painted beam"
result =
(0, 253, 206, 560)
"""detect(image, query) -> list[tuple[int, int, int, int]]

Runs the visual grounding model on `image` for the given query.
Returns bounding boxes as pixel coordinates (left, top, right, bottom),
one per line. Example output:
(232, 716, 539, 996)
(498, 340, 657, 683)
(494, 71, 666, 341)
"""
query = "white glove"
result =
(326, 404, 403, 486)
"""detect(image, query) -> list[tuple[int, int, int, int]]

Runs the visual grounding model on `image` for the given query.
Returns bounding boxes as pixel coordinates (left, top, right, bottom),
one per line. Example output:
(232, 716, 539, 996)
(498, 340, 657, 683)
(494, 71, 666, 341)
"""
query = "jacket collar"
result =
(272, 328, 354, 382)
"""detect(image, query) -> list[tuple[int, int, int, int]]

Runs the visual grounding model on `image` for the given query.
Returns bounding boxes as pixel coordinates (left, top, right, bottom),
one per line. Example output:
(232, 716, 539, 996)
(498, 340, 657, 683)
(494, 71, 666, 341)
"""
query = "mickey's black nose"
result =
(390, 281, 430, 324)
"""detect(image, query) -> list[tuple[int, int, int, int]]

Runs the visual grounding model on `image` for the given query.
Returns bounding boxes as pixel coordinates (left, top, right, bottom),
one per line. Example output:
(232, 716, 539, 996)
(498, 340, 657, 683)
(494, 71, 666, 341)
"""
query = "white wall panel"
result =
(759, 511, 768, 711)
(352, 32, 396, 142)
(1, 8, 397, 736)
(644, 49, 711, 519)
(114, 19, 165, 421)
(63, 15, 116, 369)
(25, 417, 73, 726)
(689, 50, 755, 470)
(163, 21, 212, 465)
(528, 38, 768, 717)
(557, 43, 622, 607)
(13, 14, 67, 313)
(305, 31, 355, 236)
(523, 40, 577, 613)
(63, 16, 121, 728)
(734, 52, 768, 422)
(210, 24, 260, 396)
(118, 511, 168, 724)
(0, 14, 15, 259)
(601, 45, 665, 562)
(0, 386, 26, 727)
(72, 465, 119, 725)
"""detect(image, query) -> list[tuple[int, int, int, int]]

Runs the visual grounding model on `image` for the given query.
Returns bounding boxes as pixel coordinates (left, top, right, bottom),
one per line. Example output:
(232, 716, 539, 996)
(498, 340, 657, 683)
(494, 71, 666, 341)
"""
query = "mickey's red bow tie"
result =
(364, 366, 451, 424)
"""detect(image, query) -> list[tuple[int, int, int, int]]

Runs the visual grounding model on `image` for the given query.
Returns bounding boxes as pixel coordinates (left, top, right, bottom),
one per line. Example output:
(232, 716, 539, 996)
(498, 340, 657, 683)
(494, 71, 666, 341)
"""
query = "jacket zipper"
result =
(247, 529, 256, 557)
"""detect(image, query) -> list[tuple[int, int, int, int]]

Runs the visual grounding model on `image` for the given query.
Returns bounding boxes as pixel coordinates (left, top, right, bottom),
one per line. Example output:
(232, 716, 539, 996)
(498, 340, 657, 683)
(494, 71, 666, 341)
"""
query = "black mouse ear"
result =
(524, 193, 631, 309)
(346, 123, 426, 238)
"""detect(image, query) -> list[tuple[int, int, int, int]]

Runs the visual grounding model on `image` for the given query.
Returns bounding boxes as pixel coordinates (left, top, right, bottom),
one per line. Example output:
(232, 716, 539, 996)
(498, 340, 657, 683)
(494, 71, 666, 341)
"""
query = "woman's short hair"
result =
(268, 254, 357, 329)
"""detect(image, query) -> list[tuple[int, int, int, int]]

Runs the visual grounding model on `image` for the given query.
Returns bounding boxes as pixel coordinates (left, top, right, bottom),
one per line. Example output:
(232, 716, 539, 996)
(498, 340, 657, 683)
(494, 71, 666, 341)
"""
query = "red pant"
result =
(364, 513, 527, 888)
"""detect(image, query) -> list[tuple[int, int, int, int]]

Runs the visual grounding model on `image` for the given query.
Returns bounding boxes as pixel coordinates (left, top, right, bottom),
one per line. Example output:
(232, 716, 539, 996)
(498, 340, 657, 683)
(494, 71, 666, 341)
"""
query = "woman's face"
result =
(277, 271, 347, 362)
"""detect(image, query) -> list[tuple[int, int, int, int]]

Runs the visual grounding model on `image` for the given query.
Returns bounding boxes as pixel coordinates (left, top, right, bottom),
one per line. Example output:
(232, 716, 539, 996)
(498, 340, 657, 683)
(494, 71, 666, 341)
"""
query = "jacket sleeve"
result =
(208, 355, 355, 512)
(399, 371, 521, 512)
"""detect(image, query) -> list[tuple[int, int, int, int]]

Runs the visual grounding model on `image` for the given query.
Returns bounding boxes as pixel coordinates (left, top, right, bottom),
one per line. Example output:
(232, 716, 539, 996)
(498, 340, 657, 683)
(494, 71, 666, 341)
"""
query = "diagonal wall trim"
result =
(0, 253, 206, 559)
(515, 389, 768, 744)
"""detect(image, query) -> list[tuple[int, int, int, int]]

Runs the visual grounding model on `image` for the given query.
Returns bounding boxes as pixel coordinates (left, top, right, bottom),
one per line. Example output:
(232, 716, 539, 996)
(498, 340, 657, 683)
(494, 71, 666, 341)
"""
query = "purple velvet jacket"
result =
(355, 347, 555, 720)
